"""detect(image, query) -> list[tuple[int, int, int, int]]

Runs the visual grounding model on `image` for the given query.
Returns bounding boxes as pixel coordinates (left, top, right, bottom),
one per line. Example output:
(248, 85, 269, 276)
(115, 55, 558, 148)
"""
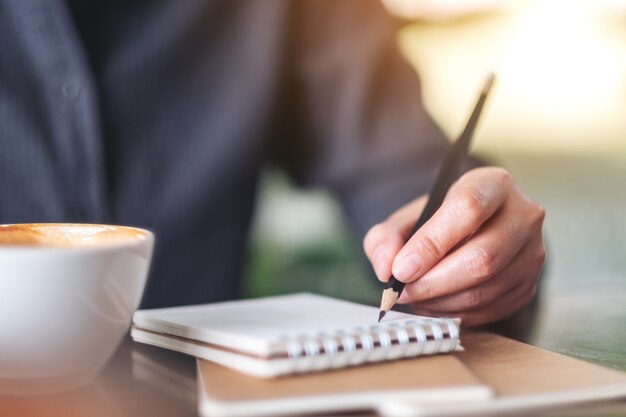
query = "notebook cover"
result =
(197, 354, 492, 417)
(379, 332, 626, 416)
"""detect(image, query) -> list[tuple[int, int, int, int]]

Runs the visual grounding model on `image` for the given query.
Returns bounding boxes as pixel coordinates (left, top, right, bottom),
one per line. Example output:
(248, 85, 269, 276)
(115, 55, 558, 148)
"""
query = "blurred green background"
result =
(243, 0, 626, 368)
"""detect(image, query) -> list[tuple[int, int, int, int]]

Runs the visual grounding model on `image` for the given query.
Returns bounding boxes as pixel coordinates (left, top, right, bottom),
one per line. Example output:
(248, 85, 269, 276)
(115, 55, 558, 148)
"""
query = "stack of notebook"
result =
(131, 293, 626, 417)
(132, 293, 463, 378)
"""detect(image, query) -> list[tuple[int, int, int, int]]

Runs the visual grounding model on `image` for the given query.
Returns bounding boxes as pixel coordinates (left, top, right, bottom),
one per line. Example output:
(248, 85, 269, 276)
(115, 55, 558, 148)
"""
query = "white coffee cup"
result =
(0, 223, 154, 393)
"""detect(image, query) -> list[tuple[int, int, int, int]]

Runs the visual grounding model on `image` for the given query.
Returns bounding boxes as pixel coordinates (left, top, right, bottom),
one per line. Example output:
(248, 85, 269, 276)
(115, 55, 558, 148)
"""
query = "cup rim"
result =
(0, 223, 154, 252)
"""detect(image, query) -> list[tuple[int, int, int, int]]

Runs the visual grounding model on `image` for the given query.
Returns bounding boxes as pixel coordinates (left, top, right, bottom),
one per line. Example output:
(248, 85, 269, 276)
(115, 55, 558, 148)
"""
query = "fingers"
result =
(414, 281, 537, 326)
(391, 167, 513, 283)
(397, 194, 534, 303)
(363, 196, 428, 282)
(408, 231, 545, 326)
(362, 164, 546, 327)
(413, 236, 543, 313)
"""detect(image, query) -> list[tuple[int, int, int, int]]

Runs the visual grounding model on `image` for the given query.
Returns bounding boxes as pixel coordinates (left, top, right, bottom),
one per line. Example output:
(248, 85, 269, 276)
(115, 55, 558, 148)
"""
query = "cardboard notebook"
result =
(197, 355, 492, 417)
(195, 332, 626, 417)
(379, 332, 626, 416)
(132, 293, 463, 377)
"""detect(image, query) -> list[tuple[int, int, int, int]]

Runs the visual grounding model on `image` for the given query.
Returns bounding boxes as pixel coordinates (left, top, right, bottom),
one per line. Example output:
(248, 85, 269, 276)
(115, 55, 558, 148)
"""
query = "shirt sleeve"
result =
(271, 0, 479, 240)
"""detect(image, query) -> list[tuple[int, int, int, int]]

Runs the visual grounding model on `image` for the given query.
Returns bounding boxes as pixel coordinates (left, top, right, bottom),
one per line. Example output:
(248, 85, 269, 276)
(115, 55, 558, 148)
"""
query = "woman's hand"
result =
(364, 167, 545, 326)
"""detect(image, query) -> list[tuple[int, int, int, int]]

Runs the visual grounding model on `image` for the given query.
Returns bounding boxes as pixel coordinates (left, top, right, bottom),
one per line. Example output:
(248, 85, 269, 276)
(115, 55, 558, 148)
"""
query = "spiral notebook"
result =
(131, 293, 462, 377)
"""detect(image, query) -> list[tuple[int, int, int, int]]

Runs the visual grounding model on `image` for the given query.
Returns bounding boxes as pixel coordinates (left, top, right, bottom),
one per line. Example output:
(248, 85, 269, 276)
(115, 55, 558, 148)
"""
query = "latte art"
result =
(0, 224, 147, 247)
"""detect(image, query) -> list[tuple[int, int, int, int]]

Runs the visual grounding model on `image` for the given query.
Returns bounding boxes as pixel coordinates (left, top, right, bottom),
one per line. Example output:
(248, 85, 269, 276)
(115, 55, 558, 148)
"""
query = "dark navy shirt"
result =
(0, 0, 458, 308)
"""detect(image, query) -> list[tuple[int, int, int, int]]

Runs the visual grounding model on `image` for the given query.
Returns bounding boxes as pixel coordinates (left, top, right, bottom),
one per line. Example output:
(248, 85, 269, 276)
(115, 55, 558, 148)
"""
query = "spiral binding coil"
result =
(281, 318, 460, 374)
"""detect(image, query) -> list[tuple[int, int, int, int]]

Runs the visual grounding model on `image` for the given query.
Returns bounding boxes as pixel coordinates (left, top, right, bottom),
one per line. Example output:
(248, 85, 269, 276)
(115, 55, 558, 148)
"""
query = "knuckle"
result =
(456, 191, 486, 221)
(418, 234, 446, 260)
(536, 244, 547, 266)
(461, 288, 485, 310)
(537, 204, 546, 220)
(527, 242, 546, 275)
(490, 167, 513, 187)
(468, 247, 498, 280)
(532, 204, 546, 226)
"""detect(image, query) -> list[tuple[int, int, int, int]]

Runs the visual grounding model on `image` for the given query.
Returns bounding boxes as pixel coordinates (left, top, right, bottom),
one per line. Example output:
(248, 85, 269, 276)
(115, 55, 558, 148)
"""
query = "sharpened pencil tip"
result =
(378, 310, 386, 322)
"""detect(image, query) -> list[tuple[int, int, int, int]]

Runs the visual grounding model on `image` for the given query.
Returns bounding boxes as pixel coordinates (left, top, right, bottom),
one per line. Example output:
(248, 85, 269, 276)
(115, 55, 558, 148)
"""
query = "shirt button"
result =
(61, 80, 81, 100)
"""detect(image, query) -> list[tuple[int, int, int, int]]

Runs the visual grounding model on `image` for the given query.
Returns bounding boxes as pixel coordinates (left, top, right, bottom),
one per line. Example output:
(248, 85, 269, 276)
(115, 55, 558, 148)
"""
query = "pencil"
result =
(378, 73, 495, 322)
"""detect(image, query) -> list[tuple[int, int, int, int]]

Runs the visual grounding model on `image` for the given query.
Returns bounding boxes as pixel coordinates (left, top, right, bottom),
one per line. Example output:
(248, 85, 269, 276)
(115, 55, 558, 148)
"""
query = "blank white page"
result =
(133, 293, 437, 357)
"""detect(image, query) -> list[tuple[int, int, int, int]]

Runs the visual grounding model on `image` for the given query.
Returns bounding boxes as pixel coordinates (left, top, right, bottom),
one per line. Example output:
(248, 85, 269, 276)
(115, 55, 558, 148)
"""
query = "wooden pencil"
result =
(378, 73, 495, 322)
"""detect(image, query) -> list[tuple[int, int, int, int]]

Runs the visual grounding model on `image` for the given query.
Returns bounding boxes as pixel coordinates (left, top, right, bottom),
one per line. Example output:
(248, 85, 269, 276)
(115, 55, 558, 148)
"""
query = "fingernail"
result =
(373, 246, 389, 280)
(392, 253, 422, 282)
